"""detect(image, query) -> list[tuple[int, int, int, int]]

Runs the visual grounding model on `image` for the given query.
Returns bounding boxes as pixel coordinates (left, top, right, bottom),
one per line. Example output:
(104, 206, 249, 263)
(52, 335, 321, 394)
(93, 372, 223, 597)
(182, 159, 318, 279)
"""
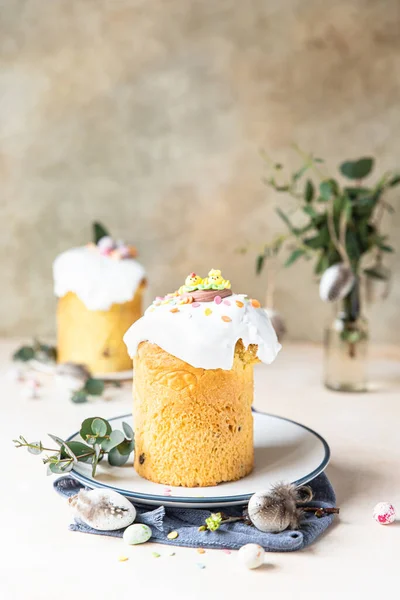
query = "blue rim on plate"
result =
(67, 409, 330, 505)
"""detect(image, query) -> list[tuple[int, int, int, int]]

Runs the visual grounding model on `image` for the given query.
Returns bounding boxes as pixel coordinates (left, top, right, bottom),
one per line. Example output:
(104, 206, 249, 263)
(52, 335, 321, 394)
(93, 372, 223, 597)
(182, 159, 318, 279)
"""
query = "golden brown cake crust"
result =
(132, 340, 258, 487)
(57, 281, 145, 373)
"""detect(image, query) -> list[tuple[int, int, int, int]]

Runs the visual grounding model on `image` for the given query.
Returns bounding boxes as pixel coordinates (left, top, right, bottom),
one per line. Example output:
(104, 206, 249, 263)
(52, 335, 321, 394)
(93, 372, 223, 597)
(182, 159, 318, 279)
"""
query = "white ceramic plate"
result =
(67, 410, 330, 508)
(93, 369, 133, 381)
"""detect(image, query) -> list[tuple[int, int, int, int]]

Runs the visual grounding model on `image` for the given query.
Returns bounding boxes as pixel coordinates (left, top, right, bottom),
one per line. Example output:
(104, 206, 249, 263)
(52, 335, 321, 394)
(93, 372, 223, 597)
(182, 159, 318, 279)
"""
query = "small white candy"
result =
(123, 523, 152, 545)
(238, 543, 265, 569)
(373, 502, 396, 525)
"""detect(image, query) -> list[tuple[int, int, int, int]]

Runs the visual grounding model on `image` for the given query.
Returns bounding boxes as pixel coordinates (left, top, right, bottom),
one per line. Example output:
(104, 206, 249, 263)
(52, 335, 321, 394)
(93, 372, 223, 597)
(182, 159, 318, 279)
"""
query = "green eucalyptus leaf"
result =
(71, 391, 88, 404)
(49, 462, 73, 474)
(304, 179, 315, 203)
(319, 179, 338, 201)
(28, 442, 43, 455)
(116, 439, 135, 456)
(276, 208, 298, 235)
(345, 230, 361, 265)
(93, 222, 110, 244)
(122, 422, 134, 441)
(303, 205, 318, 218)
(80, 417, 112, 441)
(108, 447, 130, 466)
(339, 157, 374, 180)
(13, 346, 35, 362)
(84, 378, 105, 396)
(60, 443, 77, 462)
(91, 418, 108, 437)
(101, 430, 125, 452)
(284, 249, 305, 267)
(303, 225, 330, 250)
(314, 253, 330, 276)
(292, 165, 309, 181)
(378, 244, 394, 253)
(86, 435, 97, 445)
(62, 441, 93, 463)
(389, 174, 400, 187)
(256, 254, 265, 275)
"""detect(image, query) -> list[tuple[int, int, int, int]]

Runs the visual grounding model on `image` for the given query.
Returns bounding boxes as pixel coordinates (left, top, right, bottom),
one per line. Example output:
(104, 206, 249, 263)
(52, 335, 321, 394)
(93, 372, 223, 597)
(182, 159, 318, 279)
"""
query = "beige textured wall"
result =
(1, 0, 400, 343)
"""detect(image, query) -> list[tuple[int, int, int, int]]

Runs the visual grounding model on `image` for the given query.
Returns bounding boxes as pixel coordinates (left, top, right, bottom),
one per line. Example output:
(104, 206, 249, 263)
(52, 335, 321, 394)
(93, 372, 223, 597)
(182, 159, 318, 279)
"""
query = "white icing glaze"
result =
(123, 293, 281, 370)
(53, 247, 146, 311)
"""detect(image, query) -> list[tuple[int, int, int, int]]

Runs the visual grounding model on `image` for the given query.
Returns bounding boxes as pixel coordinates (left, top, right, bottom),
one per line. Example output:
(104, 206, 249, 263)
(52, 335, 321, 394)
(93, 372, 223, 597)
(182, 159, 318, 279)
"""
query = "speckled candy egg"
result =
(123, 523, 152, 545)
(373, 502, 396, 525)
(69, 489, 136, 531)
(237, 543, 265, 569)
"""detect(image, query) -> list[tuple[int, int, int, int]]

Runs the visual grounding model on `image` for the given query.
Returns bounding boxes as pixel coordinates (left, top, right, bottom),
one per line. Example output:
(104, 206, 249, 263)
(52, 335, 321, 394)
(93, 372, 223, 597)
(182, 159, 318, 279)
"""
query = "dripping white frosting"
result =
(123, 293, 281, 370)
(53, 247, 146, 311)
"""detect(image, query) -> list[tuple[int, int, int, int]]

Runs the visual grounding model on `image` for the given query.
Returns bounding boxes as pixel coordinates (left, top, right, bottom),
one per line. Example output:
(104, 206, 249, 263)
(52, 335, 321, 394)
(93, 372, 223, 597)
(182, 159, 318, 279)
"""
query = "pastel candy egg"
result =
(238, 543, 265, 569)
(373, 502, 396, 524)
(118, 245, 131, 259)
(97, 236, 114, 251)
(123, 523, 152, 545)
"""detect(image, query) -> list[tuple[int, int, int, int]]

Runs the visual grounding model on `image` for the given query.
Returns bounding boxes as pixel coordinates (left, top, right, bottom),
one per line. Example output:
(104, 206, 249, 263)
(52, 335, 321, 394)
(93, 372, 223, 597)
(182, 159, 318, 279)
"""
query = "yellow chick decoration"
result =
(178, 272, 203, 295)
(201, 269, 231, 290)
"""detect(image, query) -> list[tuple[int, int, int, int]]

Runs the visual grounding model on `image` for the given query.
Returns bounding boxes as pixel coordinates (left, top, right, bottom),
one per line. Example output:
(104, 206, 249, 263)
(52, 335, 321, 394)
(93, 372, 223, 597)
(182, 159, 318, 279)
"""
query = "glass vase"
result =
(323, 284, 369, 392)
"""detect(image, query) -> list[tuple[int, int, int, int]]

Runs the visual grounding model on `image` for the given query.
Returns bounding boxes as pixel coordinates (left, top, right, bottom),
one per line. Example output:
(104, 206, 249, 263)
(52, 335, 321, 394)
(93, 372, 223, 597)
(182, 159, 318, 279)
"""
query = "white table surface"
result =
(2, 339, 400, 600)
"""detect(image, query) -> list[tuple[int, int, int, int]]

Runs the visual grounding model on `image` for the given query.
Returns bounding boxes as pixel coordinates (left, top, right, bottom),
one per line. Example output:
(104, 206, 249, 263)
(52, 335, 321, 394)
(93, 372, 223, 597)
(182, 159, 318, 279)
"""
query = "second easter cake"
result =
(124, 270, 281, 487)
(54, 226, 146, 374)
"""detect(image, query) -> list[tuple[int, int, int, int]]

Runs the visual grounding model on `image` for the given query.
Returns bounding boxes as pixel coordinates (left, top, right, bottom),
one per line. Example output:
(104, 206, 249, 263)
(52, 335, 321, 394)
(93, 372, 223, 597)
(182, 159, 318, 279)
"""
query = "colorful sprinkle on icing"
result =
(167, 531, 179, 540)
(118, 556, 129, 562)
(170, 308, 179, 313)
(204, 308, 212, 316)
(192, 302, 201, 308)
(214, 295, 222, 304)
(223, 299, 231, 306)
(197, 548, 206, 554)
(235, 300, 244, 308)
(221, 316, 232, 322)
(251, 299, 261, 308)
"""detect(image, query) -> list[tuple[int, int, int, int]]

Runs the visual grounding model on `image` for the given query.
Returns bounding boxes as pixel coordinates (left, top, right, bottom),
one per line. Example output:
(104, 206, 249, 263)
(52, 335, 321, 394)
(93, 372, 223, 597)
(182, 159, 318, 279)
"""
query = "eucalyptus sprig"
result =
(257, 151, 400, 281)
(13, 339, 57, 364)
(13, 417, 135, 477)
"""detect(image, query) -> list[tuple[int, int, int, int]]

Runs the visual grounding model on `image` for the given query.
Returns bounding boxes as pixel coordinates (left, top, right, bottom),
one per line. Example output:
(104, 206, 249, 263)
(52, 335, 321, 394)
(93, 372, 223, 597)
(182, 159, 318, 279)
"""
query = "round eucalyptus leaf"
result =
(80, 417, 111, 441)
(27, 442, 43, 455)
(13, 346, 35, 362)
(49, 462, 73, 474)
(122, 422, 134, 441)
(101, 430, 125, 452)
(340, 157, 374, 180)
(91, 418, 107, 437)
(71, 391, 87, 404)
(108, 447, 130, 467)
(84, 378, 105, 396)
(117, 439, 135, 456)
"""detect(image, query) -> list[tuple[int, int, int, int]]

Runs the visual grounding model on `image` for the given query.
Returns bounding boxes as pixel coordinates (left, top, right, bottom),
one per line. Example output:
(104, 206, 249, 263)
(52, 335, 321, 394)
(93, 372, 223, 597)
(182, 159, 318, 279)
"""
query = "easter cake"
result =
(54, 231, 146, 374)
(124, 269, 281, 487)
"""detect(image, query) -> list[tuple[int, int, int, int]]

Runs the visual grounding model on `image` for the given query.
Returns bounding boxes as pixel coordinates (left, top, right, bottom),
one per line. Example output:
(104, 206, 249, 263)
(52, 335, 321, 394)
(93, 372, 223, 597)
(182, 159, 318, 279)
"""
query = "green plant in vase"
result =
(257, 149, 400, 391)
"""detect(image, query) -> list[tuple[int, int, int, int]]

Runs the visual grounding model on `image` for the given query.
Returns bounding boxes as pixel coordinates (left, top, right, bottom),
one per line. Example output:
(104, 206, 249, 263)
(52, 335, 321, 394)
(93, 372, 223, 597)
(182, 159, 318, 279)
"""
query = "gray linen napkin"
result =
(54, 472, 336, 551)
